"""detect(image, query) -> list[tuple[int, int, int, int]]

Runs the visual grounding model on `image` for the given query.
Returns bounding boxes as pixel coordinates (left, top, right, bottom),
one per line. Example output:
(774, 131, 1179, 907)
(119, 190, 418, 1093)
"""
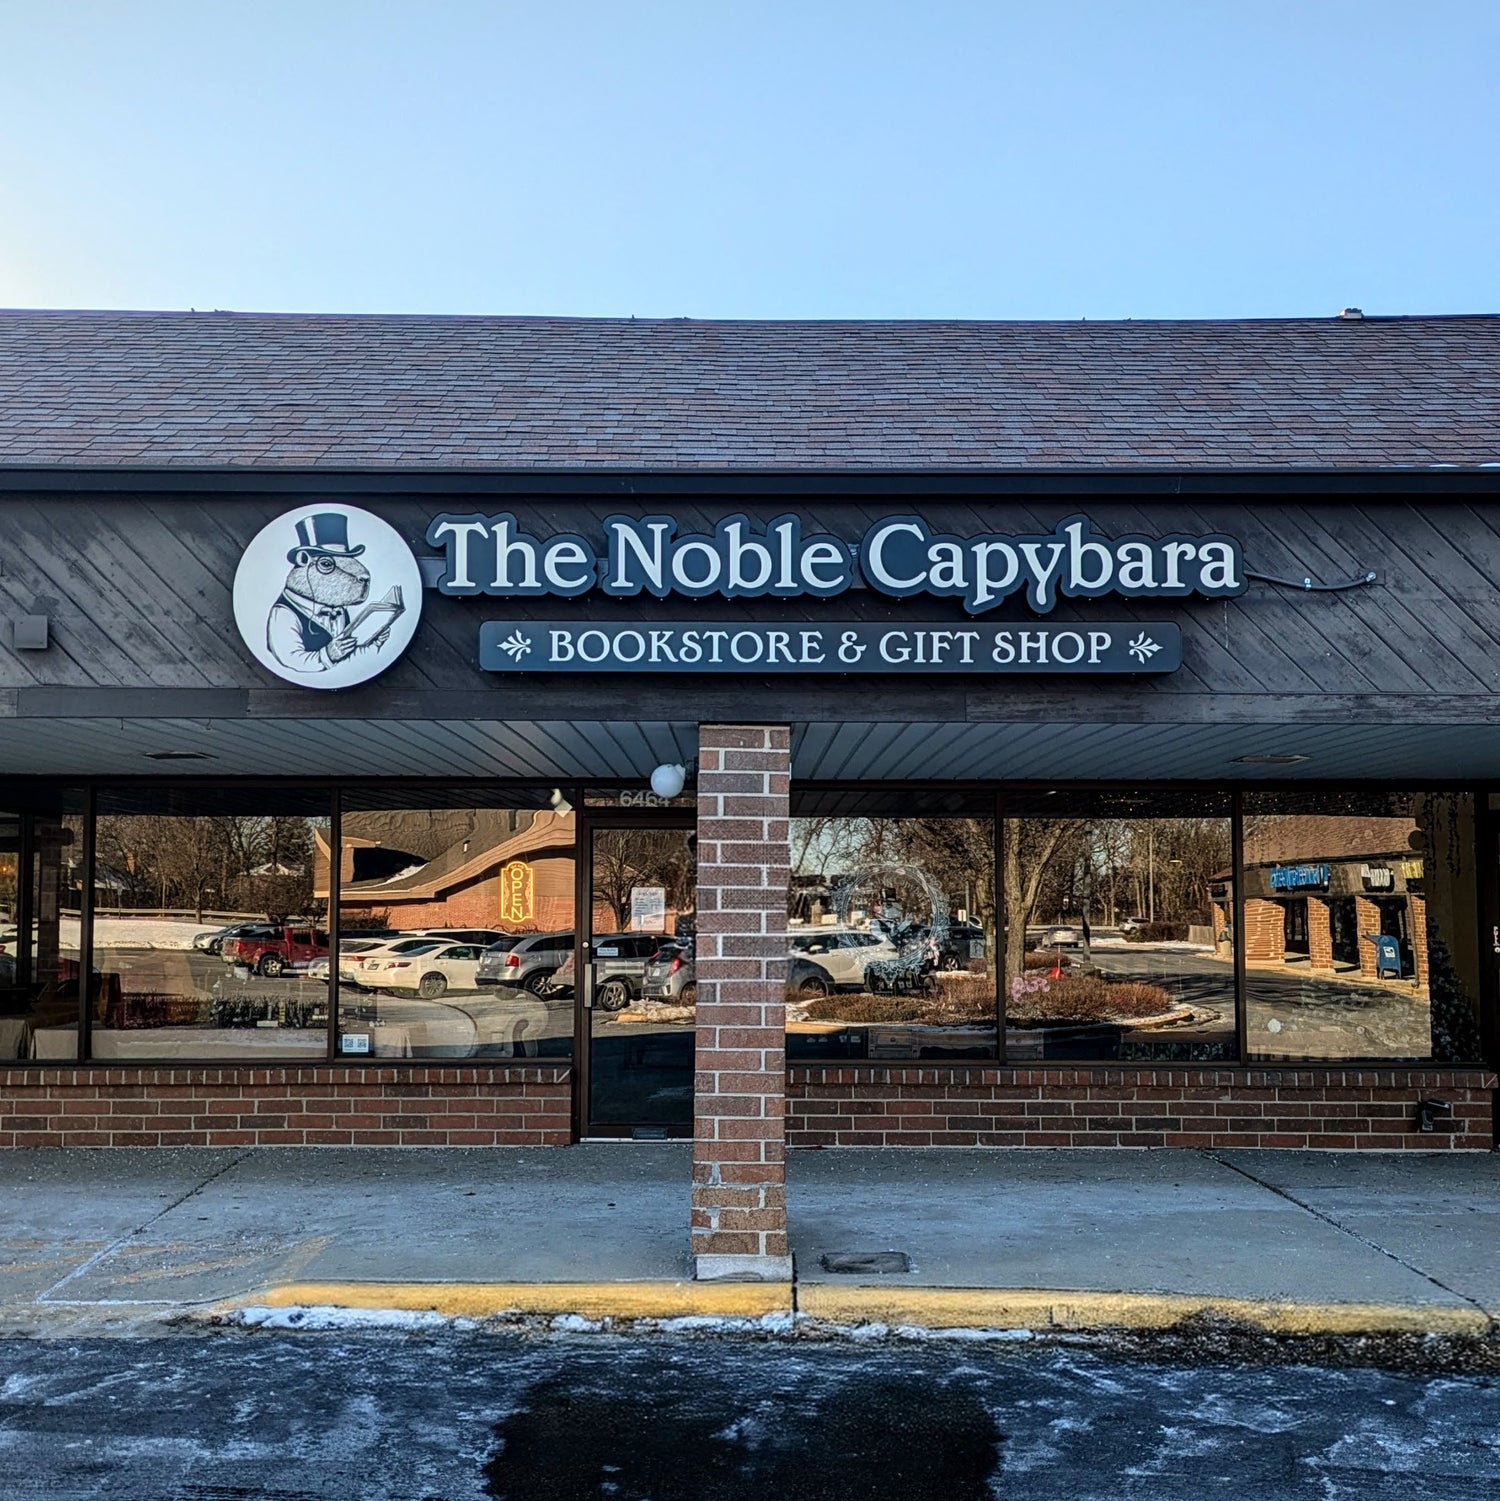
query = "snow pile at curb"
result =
(231, 1304, 478, 1332)
(223, 1304, 1037, 1344)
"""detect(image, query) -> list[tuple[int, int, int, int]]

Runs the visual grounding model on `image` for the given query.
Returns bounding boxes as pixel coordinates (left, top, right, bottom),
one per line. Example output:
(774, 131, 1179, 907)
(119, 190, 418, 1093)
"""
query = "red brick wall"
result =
(0, 1065, 572, 1147)
(692, 724, 792, 1263)
(788, 1066, 1495, 1149)
(1307, 896, 1334, 970)
(1355, 895, 1382, 977)
(1410, 892, 1430, 990)
(342, 854, 575, 934)
(1244, 898, 1286, 962)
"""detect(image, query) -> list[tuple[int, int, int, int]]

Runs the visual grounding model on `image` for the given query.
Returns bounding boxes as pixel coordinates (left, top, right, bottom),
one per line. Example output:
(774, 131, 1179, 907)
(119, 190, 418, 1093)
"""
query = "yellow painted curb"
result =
(797, 1284, 1493, 1337)
(213, 1280, 1494, 1339)
(226, 1280, 793, 1321)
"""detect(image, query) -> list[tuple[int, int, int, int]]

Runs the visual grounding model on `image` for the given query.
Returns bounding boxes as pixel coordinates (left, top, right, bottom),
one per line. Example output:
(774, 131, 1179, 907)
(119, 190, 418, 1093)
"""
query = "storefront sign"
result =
(478, 621, 1182, 674)
(1360, 864, 1394, 890)
(429, 512, 1244, 615)
(498, 860, 533, 922)
(1270, 863, 1330, 891)
(233, 504, 424, 690)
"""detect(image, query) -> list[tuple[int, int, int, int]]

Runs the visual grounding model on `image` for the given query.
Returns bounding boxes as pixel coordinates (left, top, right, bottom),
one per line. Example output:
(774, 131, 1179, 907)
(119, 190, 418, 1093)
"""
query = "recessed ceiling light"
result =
(142, 750, 216, 761)
(1232, 753, 1309, 765)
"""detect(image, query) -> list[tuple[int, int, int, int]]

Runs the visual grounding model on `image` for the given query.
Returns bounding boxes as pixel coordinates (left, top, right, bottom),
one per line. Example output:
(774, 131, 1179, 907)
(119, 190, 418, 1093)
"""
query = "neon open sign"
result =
(498, 860, 533, 923)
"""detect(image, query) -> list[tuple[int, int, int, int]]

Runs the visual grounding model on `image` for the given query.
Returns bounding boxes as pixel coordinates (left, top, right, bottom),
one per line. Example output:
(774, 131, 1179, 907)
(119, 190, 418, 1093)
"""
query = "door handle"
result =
(580, 960, 595, 1007)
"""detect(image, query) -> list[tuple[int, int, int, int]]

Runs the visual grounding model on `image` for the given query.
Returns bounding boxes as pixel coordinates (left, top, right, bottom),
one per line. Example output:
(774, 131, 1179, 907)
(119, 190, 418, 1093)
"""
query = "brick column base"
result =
(691, 724, 792, 1282)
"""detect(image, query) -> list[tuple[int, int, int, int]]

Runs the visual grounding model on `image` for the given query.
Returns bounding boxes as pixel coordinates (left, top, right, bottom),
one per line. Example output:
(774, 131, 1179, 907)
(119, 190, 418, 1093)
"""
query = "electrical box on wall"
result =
(13, 615, 48, 650)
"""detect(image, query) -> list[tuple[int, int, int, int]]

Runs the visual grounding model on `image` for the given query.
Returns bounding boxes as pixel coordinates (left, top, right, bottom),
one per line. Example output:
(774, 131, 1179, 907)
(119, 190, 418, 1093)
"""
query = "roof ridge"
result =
(1, 308, 1498, 327)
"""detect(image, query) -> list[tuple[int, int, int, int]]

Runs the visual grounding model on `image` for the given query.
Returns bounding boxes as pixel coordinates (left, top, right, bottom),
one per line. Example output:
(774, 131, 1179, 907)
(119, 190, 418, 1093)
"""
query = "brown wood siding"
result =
(2, 493, 1499, 728)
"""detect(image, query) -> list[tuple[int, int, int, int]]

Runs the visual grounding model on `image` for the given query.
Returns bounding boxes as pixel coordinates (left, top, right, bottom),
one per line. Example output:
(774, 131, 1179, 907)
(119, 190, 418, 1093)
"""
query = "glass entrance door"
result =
(583, 821, 696, 1137)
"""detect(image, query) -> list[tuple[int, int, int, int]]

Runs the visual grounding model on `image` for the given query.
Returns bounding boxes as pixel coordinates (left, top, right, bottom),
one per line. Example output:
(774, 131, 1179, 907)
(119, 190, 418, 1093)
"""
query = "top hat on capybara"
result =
(288, 512, 367, 562)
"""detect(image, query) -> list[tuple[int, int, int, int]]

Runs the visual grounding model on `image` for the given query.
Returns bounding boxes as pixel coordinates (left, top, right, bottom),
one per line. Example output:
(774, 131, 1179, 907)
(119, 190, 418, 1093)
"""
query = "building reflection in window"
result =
(1240, 791, 1481, 1063)
(1002, 791, 1236, 1064)
(84, 788, 331, 1062)
(787, 791, 997, 1062)
(329, 789, 575, 1061)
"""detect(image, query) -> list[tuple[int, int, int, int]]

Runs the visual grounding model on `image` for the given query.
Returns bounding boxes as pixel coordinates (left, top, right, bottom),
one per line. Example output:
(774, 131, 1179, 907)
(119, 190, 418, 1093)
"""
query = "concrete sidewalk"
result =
(3, 1145, 1499, 1336)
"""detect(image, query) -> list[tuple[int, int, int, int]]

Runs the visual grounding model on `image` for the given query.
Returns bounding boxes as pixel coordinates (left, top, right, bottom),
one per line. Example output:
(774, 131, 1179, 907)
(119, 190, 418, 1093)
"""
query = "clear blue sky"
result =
(3, 1, 1495, 320)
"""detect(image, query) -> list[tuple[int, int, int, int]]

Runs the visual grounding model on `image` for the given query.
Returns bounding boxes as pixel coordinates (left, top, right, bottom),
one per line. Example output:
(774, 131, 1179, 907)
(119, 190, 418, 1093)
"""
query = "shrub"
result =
(803, 994, 931, 1025)
(1023, 950, 1072, 970)
(340, 910, 393, 933)
(803, 970, 998, 1026)
(799, 970, 1174, 1029)
(1123, 921, 1188, 943)
(1008, 974, 1174, 1025)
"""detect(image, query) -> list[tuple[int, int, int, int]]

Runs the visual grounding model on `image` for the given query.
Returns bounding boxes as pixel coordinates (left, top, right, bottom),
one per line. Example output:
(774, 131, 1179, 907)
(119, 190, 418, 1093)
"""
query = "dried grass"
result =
(801, 971, 1174, 1028)
(1008, 975, 1174, 1025)
(1023, 950, 1073, 971)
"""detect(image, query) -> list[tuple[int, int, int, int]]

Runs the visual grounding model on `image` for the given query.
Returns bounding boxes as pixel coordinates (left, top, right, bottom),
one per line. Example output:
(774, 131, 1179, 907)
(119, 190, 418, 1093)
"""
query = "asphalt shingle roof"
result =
(0, 309, 1497, 471)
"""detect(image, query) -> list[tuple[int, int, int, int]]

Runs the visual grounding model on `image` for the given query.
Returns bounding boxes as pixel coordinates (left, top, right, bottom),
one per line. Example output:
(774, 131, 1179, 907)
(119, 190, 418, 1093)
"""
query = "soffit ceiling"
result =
(0, 716, 1495, 784)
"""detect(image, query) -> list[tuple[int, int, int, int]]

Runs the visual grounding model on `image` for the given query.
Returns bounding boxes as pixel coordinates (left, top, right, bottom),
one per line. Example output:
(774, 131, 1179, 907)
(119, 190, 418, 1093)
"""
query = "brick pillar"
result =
(1409, 894, 1429, 991)
(1243, 898, 1286, 963)
(1307, 896, 1335, 971)
(1355, 896, 1381, 977)
(691, 724, 792, 1281)
(1211, 900, 1232, 958)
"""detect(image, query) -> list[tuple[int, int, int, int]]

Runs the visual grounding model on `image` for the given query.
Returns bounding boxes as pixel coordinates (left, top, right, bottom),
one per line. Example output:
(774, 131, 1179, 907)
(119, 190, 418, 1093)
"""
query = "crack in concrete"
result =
(36, 1149, 254, 1306)
(1204, 1149, 1496, 1329)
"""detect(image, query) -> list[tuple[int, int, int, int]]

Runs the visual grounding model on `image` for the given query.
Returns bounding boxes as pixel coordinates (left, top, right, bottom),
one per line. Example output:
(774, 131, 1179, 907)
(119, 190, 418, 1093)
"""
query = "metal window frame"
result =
(5, 773, 1492, 1080)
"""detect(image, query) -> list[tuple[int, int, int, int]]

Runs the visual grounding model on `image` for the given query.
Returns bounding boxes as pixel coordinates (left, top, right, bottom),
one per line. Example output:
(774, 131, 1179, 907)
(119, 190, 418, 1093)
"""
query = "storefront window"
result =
(787, 792, 997, 1062)
(333, 789, 575, 1060)
(0, 792, 86, 1061)
(86, 788, 331, 1061)
(1002, 792, 1236, 1063)
(1241, 791, 1481, 1063)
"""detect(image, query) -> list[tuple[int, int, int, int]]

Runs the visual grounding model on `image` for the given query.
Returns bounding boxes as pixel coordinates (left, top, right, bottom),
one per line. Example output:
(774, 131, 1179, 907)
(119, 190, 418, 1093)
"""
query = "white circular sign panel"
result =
(233, 504, 424, 689)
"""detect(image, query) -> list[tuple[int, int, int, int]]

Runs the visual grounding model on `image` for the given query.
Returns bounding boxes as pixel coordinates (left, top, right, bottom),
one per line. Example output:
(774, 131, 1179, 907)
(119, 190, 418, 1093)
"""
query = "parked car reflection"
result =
(361, 942, 488, 998)
(475, 932, 574, 994)
(639, 939, 837, 1002)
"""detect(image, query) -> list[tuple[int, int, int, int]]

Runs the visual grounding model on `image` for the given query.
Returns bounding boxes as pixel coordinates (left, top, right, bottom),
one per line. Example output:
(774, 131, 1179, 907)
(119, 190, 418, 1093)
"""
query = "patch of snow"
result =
(550, 1313, 604, 1333)
(1091, 938, 1214, 953)
(58, 917, 218, 951)
(891, 1325, 1036, 1343)
(230, 1304, 475, 1332)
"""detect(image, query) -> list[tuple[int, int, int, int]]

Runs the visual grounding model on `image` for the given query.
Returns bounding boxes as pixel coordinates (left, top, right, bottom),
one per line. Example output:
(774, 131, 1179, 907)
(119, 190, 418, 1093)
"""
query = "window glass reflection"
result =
(1242, 791, 1481, 1062)
(87, 789, 331, 1061)
(333, 792, 575, 1060)
(0, 796, 86, 1061)
(1002, 793, 1235, 1063)
(786, 814, 997, 1061)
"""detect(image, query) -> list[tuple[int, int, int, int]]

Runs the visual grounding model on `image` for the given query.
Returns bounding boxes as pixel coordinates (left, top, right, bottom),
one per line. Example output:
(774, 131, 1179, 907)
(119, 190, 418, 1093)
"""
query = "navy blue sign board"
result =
(1270, 863, 1331, 890)
(479, 621, 1183, 674)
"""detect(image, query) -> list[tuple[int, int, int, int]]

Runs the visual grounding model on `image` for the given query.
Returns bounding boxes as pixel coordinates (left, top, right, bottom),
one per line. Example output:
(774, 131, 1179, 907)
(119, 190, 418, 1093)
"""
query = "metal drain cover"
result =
(819, 1250, 912, 1274)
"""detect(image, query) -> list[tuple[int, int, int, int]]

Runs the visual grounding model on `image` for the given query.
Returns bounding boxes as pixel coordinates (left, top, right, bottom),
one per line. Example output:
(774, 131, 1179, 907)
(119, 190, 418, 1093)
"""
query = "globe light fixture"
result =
(650, 763, 687, 799)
